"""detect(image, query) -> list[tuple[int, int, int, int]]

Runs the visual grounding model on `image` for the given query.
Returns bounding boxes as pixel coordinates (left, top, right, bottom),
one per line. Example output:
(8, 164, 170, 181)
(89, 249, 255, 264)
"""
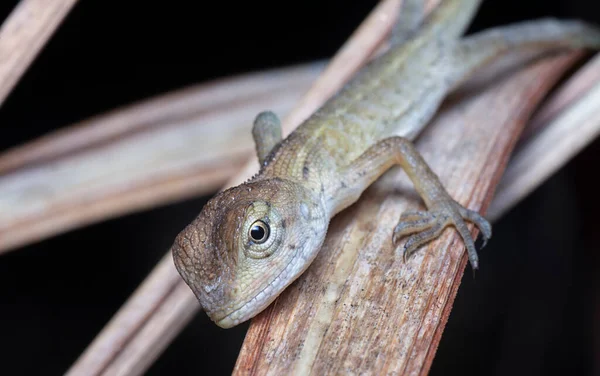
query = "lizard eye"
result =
(249, 220, 270, 243)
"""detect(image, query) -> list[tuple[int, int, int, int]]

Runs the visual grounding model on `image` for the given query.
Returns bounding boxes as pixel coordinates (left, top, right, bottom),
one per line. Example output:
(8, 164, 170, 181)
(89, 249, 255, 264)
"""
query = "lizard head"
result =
(171, 177, 328, 328)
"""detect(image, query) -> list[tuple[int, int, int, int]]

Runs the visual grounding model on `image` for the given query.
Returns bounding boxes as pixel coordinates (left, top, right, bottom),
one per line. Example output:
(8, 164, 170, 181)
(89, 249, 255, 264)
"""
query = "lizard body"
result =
(172, 0, 600, 328)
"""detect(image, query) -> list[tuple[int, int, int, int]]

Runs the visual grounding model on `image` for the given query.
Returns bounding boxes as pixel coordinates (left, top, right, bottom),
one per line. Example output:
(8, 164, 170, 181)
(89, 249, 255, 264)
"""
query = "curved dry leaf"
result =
(0, 62, 325, 254)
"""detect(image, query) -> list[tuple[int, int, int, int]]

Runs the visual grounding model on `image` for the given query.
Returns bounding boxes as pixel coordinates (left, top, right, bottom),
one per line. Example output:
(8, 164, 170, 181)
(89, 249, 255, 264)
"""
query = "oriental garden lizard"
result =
(171, 0, 600, 328)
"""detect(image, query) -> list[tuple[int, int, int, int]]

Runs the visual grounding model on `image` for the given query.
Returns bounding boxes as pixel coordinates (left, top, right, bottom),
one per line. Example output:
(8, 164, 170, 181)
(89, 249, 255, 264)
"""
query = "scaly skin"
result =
(172, 0, 600, 328)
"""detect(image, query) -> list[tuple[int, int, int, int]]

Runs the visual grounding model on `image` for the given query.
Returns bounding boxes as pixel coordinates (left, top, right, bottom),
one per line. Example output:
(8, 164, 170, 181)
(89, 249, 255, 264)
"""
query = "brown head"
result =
(172, 177, 328, 328)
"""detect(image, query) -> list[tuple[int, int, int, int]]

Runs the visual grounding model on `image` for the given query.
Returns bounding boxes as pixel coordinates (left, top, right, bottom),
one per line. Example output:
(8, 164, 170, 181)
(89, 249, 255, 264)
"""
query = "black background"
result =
(1, 0, 600, 375)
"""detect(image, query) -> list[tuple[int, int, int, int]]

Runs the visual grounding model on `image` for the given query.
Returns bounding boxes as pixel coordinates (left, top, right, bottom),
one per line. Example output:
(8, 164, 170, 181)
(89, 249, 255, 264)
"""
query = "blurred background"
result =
(0, 0, 599, 374)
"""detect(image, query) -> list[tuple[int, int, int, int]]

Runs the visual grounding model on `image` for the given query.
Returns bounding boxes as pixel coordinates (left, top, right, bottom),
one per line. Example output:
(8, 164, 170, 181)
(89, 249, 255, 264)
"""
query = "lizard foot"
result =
(392, 202, 491, 270)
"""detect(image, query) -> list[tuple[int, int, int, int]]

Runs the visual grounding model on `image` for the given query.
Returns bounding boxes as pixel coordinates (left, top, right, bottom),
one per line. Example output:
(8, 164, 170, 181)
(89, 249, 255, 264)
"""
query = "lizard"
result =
(171, 0, 600, 329)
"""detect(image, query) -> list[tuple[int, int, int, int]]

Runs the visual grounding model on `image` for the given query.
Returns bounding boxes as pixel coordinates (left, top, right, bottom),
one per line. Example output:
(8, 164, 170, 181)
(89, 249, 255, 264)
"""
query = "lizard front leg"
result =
(330, 137, 491, 270)
(391, 0, 425, 46)
(252, 111, 282, 165)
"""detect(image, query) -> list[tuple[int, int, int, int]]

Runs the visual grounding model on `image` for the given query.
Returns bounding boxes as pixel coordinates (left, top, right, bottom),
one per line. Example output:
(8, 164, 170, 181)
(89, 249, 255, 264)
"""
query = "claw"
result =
(392, 212, 436, 245)
(402, 222, 444, 262)
(481, 237, 488, 250)
(458, 206, 492, 248)
(399, 210, 431, 222)
(393, 201, 491, 270)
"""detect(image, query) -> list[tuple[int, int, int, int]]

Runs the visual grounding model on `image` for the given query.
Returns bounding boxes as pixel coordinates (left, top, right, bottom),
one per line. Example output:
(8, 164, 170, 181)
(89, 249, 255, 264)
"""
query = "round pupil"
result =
(250, 223, 268, 242)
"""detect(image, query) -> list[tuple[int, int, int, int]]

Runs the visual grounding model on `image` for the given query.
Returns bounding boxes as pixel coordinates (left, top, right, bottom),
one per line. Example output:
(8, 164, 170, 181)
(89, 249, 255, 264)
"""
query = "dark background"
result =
(1, 0, 599, 375)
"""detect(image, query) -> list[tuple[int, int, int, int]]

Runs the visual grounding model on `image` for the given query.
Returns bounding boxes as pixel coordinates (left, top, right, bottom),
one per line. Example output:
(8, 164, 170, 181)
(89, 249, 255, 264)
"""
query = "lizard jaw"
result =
(212, 245, 302, 328)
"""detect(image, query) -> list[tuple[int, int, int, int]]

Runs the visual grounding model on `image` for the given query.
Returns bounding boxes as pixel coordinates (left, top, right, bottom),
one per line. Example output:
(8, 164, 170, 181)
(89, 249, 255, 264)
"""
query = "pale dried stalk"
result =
(518, 55, 600, 146)
(0, 0, 77, 108)
(489, 54, 600, 220)
(0, 62, 324, 254)
(0, 62, 324, 174)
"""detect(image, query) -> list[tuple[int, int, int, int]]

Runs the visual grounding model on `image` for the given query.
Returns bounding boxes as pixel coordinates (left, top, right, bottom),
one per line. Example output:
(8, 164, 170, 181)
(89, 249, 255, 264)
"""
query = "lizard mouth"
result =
(212, 246, 302, 328)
